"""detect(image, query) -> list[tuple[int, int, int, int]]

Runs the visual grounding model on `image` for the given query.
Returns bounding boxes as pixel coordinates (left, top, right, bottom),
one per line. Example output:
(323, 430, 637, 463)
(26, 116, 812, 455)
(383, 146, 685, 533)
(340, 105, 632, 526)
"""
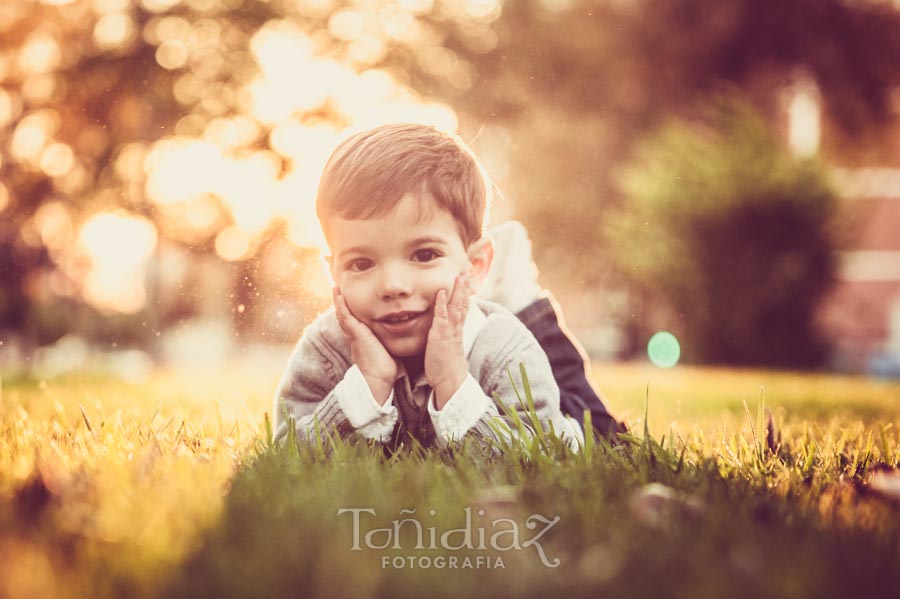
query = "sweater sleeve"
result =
(273, 320, 398, 445)
(426, 327, 584, 452)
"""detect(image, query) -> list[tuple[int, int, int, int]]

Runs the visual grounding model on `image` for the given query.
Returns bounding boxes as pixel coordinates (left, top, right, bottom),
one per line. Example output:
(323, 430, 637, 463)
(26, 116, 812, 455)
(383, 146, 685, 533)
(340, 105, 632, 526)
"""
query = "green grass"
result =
(1, 363, 899, 598)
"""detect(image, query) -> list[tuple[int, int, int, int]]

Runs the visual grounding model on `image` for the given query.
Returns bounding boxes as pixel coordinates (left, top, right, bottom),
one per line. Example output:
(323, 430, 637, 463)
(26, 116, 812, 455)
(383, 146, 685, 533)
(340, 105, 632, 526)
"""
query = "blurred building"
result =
(822, 167, 900, 375)
(787, 79, 900, 375)
(554, 78, 900, 375)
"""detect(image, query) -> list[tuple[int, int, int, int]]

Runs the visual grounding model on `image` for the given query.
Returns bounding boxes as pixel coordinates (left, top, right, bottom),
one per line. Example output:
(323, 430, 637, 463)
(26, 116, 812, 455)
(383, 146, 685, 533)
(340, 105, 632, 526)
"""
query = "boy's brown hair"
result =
(316, 123, 494, 248)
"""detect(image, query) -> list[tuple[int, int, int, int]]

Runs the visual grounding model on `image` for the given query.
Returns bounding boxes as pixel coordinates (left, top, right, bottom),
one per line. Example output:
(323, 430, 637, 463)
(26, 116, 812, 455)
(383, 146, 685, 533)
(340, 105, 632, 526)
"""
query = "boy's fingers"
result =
(333, 299, 351, 336)
(332, 287, 343, 322)
(333, 287, 359, 338)
(448, 274, 470, 323)
(434, 289, 449, 322)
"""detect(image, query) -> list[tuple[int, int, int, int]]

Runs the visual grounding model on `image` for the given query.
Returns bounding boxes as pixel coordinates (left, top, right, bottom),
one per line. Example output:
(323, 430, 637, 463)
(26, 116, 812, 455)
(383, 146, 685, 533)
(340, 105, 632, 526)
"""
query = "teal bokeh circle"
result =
(648, 331, 681, 368)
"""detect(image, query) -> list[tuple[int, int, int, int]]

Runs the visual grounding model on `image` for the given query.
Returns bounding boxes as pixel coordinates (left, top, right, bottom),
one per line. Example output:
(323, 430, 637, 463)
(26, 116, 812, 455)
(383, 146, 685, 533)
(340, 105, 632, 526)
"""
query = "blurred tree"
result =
(446, 0, 900, 293)
(461, 0, 900, 126)
(605, 100, 837, 367)
(0, 0, 501, 345)
(2, 0, 900, 355)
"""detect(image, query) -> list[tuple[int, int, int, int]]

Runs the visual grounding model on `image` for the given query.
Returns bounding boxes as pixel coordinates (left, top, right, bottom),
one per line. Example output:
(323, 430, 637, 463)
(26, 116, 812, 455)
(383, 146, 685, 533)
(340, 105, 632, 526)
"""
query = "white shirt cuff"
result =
(427, 373, 491, 443)
(334, 365, 398, 441)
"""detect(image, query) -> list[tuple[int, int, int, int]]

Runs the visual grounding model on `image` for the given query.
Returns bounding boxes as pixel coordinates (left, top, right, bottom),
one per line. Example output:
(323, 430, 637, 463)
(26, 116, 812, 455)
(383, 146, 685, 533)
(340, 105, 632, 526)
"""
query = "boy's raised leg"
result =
(479, 221, 626, 440)
(515, 294, 627, 440)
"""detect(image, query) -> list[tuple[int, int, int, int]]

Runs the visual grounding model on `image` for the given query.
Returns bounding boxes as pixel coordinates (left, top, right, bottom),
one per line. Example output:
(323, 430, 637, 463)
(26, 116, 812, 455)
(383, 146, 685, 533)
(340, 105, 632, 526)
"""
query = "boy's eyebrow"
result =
(406, 235, 450, 247)
(337, 244, 374, 259)
(338, 236, 449, 259)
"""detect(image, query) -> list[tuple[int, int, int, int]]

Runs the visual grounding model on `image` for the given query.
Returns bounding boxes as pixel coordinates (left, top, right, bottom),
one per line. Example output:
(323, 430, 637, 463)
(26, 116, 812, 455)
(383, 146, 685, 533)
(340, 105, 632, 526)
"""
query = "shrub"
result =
(606, 100, 837, 368)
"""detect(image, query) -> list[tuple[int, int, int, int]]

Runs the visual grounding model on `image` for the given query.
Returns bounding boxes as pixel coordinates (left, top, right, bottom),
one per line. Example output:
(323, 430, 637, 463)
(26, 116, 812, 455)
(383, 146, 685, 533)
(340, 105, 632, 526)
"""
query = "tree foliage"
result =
(462, 0, 900, 126)
(606, 100, 837, 367)
(449, 0, 900, 293)
(3, 0, 900, 355)
(0, 0, 497, 338)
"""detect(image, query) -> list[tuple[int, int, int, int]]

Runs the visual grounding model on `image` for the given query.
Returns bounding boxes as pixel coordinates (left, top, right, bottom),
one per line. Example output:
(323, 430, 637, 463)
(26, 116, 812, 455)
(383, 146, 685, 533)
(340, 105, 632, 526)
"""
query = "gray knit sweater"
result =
(273, 298, 583, 451)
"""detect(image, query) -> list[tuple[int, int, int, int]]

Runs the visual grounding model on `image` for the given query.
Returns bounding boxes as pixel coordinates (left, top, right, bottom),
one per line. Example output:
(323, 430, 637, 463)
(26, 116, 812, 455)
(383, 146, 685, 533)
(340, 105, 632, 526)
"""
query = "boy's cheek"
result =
(427, 271, 461, 297)
(337, 288, 369, 320)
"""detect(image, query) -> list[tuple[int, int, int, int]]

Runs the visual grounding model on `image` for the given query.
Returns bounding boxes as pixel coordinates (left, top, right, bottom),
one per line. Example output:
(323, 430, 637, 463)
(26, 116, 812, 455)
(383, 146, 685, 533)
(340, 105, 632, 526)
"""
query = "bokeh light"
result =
(0, 0, 489, 322)
(77, 211, 159, 313)
(0, 89, 19, 127)
(93, 12, 138, 51)
(0, 183, 11, 214)
(19, 32, 62, 74)
(648, 331, 681, 368)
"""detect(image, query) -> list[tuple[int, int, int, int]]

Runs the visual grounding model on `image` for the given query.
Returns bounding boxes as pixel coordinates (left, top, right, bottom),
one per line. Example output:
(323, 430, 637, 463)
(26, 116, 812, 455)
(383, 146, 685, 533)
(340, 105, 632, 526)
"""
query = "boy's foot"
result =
(478, 221, 543, 315)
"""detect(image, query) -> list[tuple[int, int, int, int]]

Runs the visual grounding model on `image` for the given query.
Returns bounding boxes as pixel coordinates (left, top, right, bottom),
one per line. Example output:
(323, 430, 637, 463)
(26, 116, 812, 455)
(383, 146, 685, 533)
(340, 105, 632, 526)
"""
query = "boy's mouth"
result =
(375, 310, 429, 336)
(377, 310, 427, 324)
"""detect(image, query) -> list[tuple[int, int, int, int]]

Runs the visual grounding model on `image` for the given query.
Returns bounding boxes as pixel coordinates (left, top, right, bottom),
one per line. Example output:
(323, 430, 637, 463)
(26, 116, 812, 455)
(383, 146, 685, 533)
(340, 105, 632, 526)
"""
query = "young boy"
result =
(273, 123, 624, 451)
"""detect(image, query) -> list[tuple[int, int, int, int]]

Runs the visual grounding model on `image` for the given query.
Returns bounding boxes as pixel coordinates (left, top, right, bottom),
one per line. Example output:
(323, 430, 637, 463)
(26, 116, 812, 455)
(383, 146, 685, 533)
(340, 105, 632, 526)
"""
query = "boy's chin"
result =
(381, 337, 427, 358)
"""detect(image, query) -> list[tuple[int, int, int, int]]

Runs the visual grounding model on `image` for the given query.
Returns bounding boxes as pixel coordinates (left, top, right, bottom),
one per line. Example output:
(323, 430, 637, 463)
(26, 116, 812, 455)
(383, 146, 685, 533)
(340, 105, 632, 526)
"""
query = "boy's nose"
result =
(379, 266, 413, 300)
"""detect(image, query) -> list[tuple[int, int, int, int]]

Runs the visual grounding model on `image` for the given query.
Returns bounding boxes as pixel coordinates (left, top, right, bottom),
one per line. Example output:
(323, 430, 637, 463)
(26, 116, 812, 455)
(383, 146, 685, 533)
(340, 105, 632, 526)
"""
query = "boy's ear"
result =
(466, 235, 494, 293)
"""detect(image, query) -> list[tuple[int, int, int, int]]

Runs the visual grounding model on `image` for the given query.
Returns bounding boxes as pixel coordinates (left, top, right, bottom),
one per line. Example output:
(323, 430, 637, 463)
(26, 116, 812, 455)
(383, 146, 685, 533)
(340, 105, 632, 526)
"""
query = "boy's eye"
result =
(412, 249, 441, 262)
(346, 258, 374, 272)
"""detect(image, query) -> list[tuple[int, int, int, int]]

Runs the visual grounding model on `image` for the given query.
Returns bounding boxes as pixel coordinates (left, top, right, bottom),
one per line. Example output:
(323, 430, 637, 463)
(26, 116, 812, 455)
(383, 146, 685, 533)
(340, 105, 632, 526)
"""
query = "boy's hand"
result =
(425, 272, 472, 409)
(333, 287, 397, 405)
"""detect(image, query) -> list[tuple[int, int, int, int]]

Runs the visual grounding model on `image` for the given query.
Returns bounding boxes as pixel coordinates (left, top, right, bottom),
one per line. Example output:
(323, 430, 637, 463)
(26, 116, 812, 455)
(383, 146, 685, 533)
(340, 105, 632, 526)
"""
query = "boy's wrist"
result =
(432, 370, 467, 410)
(362, 373, 394, 406)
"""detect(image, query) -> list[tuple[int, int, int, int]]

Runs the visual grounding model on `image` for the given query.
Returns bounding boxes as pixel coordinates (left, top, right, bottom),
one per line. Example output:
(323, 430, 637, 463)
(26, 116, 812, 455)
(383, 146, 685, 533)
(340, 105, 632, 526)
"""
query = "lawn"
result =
(1, 363, 899, 598)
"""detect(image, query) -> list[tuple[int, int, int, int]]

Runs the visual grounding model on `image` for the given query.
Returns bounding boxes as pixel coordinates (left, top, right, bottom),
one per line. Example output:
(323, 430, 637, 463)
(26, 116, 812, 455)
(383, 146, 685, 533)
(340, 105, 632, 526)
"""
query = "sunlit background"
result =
(2, 0, 900, 380)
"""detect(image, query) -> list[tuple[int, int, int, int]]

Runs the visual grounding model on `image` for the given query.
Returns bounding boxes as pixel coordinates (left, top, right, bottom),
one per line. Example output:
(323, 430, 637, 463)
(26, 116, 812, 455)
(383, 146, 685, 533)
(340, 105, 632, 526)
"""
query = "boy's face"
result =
(326, 193, 491, 359)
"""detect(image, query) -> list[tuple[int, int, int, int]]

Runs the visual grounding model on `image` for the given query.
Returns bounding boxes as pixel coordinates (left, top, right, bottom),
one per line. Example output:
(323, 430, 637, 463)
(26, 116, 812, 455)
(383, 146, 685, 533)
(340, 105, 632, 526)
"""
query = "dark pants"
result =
(515, 296, 627, 440)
